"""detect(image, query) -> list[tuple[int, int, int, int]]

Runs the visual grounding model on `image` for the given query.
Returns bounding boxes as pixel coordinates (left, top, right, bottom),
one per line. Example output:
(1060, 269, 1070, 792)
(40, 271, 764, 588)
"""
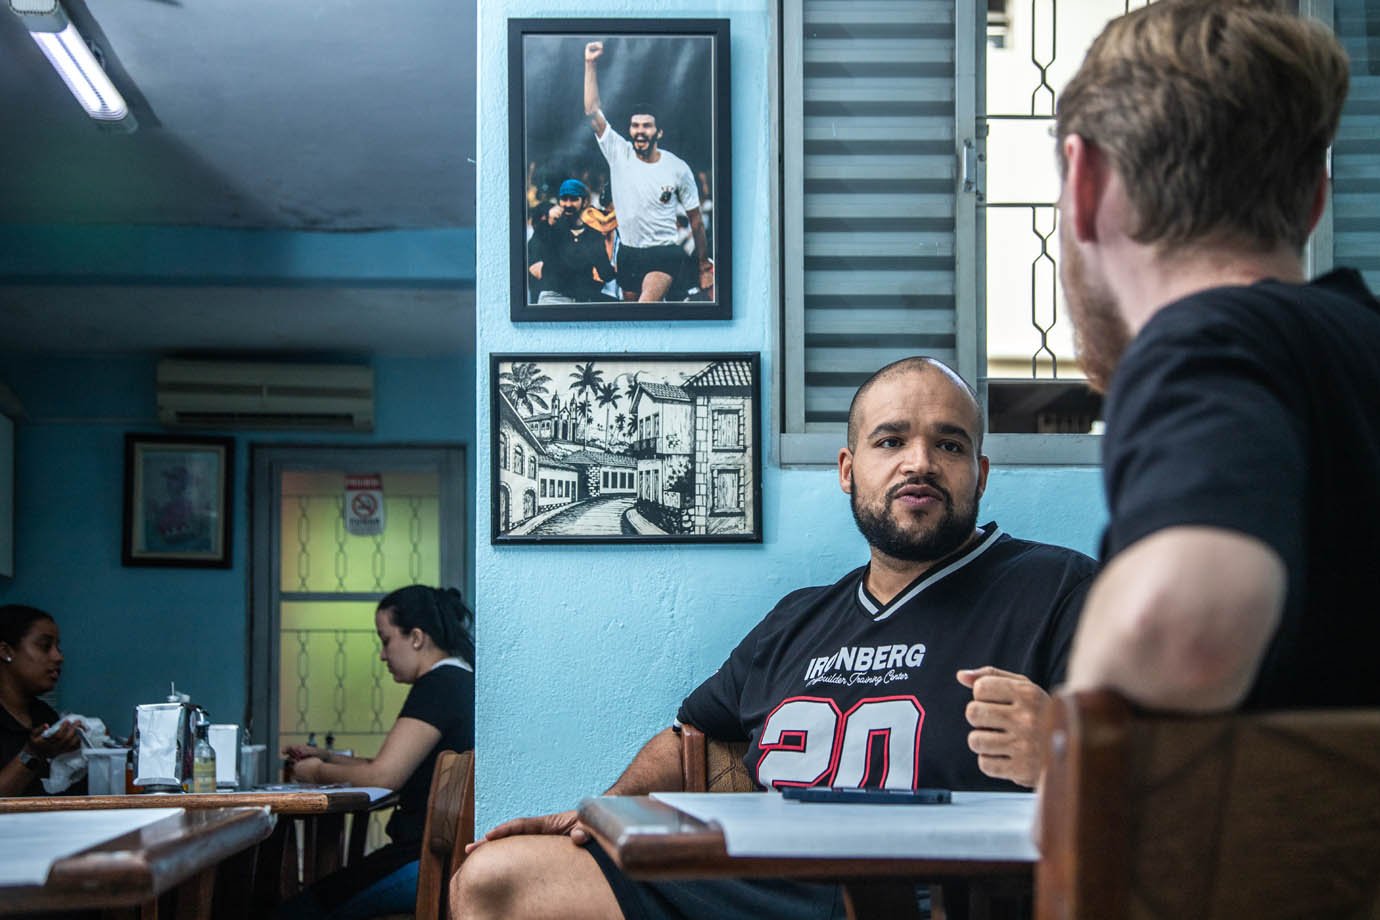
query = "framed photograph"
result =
(509, 19, 731, 322)
(122, 434, 234, 568)
(492, 353, 760, 543)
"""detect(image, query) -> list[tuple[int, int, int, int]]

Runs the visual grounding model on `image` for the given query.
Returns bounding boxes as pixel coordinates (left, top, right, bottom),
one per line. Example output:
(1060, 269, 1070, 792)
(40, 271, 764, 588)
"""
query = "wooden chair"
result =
(1037, 690, 1380, 920)
(678, 723, 754, 792)
(412, 749, 476, 920)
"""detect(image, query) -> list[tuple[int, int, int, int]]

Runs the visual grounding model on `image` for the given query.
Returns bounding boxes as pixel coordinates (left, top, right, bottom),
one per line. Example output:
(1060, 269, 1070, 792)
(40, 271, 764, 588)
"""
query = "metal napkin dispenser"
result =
(132, 702, 206, 790)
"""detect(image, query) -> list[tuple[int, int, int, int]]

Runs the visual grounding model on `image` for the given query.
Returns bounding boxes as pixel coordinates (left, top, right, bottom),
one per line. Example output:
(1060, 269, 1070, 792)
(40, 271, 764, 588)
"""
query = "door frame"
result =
(247, 444, 467, 747)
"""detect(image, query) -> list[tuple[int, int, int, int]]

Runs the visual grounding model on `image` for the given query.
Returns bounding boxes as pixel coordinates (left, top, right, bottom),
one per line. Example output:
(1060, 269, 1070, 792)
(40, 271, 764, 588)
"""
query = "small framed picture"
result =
(492, 353, 761, 543)
(122, 434, 234, 568)
(509, 18, 731, 321)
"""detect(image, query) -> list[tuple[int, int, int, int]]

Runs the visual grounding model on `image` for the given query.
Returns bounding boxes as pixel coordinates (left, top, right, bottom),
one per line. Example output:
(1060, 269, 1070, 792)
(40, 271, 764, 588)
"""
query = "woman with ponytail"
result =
(279, 585, 475, 919)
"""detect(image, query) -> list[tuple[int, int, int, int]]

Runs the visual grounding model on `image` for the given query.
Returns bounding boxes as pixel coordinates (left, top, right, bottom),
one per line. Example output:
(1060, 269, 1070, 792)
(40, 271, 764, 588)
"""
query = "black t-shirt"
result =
(1101, 268, 1380, 709)
(1, 697, 60, 796)
(678, 524, 1096, 792)
(529, 217, 615, 300)
(385, 662, 475, 845)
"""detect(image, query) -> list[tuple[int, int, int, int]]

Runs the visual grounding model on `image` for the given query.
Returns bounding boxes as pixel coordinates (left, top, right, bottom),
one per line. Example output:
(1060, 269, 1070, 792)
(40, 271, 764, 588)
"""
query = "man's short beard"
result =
(1061, 226, 1130, 393)
(849, 475, 979, 563)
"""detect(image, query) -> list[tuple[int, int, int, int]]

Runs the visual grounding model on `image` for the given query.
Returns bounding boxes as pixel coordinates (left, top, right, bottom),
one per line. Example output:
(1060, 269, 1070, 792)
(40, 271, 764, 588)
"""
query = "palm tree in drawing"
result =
(569, 362, 605, 403)
(568, 362, 605, 447)
(577, 398, 595, 448)
(595, 382, 620, 449)
(499, 362, 552, 418)
(613, 413, 627, 448)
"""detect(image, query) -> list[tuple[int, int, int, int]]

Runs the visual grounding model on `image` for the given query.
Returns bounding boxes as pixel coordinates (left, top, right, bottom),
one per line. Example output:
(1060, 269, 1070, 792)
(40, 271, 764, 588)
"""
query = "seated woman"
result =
(279, 585, 475, 920)
(0, 604, 82, 796)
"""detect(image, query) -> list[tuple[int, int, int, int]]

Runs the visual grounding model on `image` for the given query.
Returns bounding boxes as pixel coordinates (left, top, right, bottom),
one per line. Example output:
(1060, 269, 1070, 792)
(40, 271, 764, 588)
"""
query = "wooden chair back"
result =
(413, 749, 475, 920)
(1037, 690, 1380, 920)
(678, 723, 755, 792)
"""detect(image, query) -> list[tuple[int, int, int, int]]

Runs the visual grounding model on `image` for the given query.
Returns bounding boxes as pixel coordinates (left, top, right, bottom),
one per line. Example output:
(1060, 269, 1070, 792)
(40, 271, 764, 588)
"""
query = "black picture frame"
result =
(492, 353, 761, 543)
(508, 18, 732, 322)
(122, 433, 234, 568)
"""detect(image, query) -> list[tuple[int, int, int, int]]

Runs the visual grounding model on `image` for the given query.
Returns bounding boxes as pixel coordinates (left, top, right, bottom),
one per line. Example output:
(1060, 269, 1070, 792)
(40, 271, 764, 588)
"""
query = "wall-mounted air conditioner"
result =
(156, 360, 374, 431)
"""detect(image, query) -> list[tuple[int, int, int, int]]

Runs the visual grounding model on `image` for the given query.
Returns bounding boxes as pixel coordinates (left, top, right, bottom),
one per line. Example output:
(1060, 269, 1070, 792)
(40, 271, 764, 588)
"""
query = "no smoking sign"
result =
(344, 474, 385, 536)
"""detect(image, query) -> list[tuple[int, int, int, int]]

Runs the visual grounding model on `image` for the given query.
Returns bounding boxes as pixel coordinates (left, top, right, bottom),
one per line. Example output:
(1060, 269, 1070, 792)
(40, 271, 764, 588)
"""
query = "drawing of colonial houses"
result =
(537, 459, 580, 514)
(524, 392, 589, 445)
(628, 380, 695, 533)
(682, 360, 755, 535)
(496, 392, 575, 531)
(560, 449, 637, 500)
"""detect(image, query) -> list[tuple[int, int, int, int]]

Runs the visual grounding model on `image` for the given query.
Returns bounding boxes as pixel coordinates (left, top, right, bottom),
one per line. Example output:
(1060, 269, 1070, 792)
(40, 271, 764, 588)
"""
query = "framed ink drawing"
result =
(509, 19, 731, 322)
(122, 434, 234, 567)
(492, 353, 760, 543)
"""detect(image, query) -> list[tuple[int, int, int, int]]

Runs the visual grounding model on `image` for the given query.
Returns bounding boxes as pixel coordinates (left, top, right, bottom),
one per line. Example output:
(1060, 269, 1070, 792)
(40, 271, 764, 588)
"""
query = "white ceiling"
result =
(0, 0, 476, 354)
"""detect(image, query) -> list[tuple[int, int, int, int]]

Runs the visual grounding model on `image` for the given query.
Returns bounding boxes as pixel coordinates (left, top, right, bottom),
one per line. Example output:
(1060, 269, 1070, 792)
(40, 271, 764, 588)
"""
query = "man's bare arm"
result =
(686, 207, 713, 291)
(604, 726, 684, 795)
(1065, 526, 1285, 711)
(584, 42, 607, 137)
(468, 726, 683, 851)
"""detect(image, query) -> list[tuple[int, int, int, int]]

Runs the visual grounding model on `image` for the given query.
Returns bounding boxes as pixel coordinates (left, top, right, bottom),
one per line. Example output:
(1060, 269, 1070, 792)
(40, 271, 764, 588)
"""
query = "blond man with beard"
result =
(1055, 0, 1380, 712)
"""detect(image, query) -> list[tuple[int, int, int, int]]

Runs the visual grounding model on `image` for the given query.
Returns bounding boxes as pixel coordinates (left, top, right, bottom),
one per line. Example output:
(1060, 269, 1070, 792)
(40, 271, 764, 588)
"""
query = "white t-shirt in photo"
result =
(595, 119, 700, 249)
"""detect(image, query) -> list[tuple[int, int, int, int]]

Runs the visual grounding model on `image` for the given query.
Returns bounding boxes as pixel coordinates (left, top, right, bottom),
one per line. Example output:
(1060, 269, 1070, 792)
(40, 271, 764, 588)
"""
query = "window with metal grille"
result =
(779, 0, 1364, 466)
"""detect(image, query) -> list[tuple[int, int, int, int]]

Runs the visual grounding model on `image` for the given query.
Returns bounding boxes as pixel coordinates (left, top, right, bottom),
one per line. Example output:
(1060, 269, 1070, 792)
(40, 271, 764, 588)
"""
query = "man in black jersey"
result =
(1055, 2, 1380, 712)
(453, 358, 1095, 920)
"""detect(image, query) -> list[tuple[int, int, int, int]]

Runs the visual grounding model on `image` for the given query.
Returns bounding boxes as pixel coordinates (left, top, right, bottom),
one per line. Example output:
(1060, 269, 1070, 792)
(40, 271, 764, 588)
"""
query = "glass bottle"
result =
(191, 722, 217, 793)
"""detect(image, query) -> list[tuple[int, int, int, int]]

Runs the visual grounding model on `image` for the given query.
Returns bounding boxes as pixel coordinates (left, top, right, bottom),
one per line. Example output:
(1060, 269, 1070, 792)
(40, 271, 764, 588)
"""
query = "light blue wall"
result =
(0, 350, 476, 735)
(474, 0, 1107, 829)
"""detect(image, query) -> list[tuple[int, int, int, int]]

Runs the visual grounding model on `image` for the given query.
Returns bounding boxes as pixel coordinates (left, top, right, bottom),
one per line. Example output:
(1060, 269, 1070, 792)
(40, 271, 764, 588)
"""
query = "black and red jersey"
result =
(677, 523, 1096, 792)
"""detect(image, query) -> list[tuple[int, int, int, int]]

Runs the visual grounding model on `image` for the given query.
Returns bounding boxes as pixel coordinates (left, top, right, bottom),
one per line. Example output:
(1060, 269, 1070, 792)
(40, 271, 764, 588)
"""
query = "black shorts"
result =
(617, 244, 686, 296)
(585, 838, 845, 920)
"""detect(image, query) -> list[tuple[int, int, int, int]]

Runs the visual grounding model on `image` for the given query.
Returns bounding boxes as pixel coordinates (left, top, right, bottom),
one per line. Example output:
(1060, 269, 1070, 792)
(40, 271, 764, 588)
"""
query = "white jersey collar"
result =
(428, 656, 473, 673)
(856, 523, 1004, 622)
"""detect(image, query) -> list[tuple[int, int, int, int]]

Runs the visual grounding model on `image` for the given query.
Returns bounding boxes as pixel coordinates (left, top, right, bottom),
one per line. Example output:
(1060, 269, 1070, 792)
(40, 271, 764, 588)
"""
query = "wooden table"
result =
(0, 786, 394, 912)
(0, 806, 273, 918)
(578, 793, 1038, 920)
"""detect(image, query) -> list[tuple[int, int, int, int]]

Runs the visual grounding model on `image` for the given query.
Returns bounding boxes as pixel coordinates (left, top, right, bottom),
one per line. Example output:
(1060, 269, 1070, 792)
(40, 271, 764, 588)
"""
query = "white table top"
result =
(650, 791, 1039, 861)
(0, 807, 183, 887)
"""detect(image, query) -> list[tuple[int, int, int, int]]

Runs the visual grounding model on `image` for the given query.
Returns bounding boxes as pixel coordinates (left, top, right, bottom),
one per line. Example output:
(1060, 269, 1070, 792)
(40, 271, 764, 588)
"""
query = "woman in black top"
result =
(278, 586, 476, 920)
(0, 604, 82, 796)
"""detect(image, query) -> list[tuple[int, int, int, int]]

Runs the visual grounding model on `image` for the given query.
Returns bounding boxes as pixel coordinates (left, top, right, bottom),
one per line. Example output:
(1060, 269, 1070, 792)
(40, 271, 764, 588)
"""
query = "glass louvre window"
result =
(781, 0, 969, 463)
(1333, 0, 1380, 292)
(782, 0, 1351, 463)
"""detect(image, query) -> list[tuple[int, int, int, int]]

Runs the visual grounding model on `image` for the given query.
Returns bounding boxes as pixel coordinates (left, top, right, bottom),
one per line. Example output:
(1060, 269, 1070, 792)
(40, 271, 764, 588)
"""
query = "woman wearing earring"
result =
(278, 585, 476, 920)
(1, 604, 82, 796)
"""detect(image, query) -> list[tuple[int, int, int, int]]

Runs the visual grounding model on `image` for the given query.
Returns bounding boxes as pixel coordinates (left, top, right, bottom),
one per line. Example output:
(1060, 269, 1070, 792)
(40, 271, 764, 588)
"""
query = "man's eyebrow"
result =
(865, 420, 911, 441)
(935, 422, 975, 445)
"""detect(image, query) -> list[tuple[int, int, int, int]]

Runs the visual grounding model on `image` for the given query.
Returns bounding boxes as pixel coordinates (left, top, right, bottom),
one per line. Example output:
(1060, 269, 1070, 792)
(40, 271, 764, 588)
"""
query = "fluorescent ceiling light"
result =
(31, 23, 128, 121)
(10, 0, 129, 123)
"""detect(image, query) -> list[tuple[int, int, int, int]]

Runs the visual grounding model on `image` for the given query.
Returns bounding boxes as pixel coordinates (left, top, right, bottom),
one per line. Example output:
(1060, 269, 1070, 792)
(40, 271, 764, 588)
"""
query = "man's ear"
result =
(1062, 134, 1106, 244)
(838, 447, 854, 495)
(1307, 167, 1329, 236)
(975, 455, 990, 502)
